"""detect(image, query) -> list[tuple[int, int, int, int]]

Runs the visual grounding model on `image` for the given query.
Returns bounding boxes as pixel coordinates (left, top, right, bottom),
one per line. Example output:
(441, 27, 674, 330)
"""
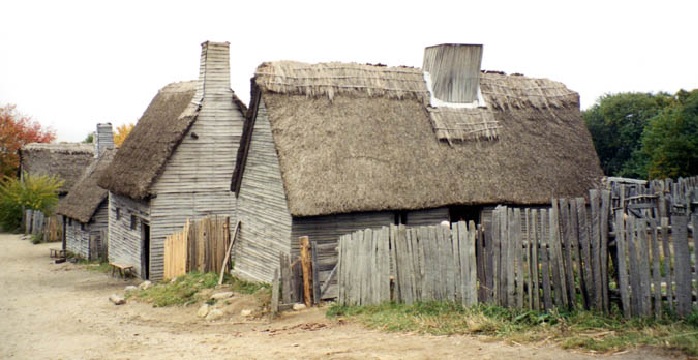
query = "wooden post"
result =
(270, 268, 280, 320)
(299, 236, 312, 307)
(218, 220, 239, 286)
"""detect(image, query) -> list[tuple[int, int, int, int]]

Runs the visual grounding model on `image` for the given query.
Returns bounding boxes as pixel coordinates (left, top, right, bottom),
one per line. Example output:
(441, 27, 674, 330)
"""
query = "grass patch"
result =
(80, 260, 112, 274)
(128, 272, 271, 308)
(30, 233, 43, 244)
(327, 302, 698, 356)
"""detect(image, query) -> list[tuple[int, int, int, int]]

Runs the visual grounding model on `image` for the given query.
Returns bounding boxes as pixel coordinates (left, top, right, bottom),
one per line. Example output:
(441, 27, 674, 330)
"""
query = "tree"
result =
(641, 89, 698, 179)
(114, 122, 135, 147)
(583, 93, 672, 178)
(83, 132, 94, 143)
(0, 173, 63, 231)
(0, 104, 56, 178)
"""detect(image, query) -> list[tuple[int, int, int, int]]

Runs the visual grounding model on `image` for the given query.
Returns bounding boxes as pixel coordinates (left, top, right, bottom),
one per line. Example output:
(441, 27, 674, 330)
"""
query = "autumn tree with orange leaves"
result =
(113, 122, 134, 147)
(0, 104, 55, 178)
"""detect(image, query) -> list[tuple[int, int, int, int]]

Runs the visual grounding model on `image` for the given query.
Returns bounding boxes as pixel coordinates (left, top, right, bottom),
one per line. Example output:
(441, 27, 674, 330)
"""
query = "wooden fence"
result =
(333, 183, 696, 319)
(24, 210, 62, 242)
(163, 216, 231, 279)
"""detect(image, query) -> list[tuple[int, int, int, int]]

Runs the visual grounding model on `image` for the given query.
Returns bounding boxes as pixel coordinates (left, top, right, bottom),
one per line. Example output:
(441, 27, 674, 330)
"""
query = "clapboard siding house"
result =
(98, 41, 245, 280)
(56, 124, 115, 260)
(19, 143, 95, 197)
(231, 43, 603, 288)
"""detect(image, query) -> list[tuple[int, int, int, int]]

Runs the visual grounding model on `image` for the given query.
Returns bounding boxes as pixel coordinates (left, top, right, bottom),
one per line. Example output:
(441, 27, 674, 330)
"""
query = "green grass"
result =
(327, 302, 698, 356)
(127, 272, 271, 308)
(80, 260, 112, 274)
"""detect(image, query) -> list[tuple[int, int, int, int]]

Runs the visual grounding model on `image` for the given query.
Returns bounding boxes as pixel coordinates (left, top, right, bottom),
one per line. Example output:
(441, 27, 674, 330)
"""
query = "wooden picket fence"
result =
(333, 184, 697, 319)
(163, 216, 231, 279)
(24, 210, 62, 242)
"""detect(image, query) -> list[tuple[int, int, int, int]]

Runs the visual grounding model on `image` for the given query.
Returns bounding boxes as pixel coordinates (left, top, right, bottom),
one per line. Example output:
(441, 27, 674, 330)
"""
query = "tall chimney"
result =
(195, 41, 231, 101)
(422, 43, 483, 103)
(94, 123, 114, 157)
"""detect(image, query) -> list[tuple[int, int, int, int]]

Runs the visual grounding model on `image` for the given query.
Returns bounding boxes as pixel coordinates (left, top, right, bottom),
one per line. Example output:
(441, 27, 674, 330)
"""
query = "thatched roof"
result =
(98, 81, 200, 199)
(19, 143, 95, 194)
(236, 61, 603, 217)
(56, 149, 115, 222)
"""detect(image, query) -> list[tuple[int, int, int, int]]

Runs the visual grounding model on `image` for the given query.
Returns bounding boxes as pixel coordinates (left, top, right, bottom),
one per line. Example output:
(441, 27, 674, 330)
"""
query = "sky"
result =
(1, 0, 696, 143)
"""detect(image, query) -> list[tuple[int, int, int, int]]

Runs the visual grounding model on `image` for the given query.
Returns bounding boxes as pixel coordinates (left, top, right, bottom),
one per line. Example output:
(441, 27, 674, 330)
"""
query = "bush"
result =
(0, 173, 63, 231)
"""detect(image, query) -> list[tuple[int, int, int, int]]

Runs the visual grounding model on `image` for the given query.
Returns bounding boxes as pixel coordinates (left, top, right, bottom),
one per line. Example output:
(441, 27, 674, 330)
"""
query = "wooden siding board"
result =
(108, 193, 149, 277)
(234, 100, 294, 283)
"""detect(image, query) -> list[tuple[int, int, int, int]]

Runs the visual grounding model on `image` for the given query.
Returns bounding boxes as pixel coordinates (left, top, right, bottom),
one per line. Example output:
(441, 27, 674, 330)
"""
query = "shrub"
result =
(0, 173, 63, 231)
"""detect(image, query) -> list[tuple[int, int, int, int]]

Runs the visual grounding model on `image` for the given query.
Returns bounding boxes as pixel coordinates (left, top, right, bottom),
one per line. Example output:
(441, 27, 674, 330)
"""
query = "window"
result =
(81, 223, 86, 231)
(115, 208, 121, 220)
(130, 215, 138, 230)
(394, 211, 408, 225)
(68, 218, 72, 226)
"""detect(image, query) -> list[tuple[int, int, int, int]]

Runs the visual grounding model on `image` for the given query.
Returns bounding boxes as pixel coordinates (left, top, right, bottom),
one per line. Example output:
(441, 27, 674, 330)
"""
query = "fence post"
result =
(299, 236, 312, 307)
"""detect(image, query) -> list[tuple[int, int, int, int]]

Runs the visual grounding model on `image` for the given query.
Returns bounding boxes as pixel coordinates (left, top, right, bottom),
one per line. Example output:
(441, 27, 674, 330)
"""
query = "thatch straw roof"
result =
(19, 143, 95, 194)
(237, 61, 603, 217)
(98, 81, 199, 199)
(56, 149, 115, 222)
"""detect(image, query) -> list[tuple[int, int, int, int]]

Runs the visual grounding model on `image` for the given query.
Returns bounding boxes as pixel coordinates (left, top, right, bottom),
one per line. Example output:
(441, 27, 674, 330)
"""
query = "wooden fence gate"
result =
(163, 216, 231, 279)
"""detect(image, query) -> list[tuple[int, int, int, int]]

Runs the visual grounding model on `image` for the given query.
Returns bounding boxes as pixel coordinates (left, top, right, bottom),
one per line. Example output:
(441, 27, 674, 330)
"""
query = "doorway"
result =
(141, 221, 151, 280)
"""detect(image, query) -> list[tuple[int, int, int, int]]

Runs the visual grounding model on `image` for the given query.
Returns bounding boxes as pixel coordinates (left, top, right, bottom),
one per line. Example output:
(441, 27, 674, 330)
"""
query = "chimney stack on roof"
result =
(94, 123, 114, 157)
(422, 43, 483, 104)
(196, 41, 231, 101)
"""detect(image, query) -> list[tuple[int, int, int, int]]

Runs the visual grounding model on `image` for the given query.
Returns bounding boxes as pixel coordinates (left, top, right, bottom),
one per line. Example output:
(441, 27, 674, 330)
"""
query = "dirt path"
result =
(0, 234, 678, 360)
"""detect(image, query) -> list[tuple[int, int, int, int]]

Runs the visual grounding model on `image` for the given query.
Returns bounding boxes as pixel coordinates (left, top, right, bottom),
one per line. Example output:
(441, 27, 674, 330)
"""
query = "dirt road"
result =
(0, 234, 677, 359)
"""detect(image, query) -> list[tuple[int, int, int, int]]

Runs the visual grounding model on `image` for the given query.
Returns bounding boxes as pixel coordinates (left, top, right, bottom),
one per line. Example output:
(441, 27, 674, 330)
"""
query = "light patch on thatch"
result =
(255, 61, 430, 101)
(98, 81, 199, 200)
(20, 143, 95, 193)
(427, 107, 499, 142)
(56, 149, 115, 222)
(480, 73, 579, 110)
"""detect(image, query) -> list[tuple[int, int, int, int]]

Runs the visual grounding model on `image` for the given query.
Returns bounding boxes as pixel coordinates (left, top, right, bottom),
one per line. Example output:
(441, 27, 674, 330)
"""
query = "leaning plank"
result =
(672, 214, 691, 318)
(559, 199, 576, 309)
(636, 217, 652, 317)
(590, 190, 603, 311)
(600, 190, 611, 313)
(650, 218, 662, 319)
(577, 198, 593, 309)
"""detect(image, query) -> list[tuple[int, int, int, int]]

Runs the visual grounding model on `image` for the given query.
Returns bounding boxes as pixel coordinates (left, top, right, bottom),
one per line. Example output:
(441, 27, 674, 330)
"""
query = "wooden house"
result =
(56, 124, 115, 260)
(231, 44, 604, 287)
(19, 143, 95, 197)
(98, 41, 245, 280)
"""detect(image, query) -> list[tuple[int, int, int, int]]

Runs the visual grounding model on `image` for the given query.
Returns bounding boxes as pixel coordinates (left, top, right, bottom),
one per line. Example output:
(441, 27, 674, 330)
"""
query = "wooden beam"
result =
(299, 236, 312, 307)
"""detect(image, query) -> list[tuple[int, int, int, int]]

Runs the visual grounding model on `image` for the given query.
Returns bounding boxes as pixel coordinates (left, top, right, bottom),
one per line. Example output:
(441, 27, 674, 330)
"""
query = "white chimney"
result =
(94, 123, 114, 157)
(422, 44, 483, 104)
(195, 41, 231, 102)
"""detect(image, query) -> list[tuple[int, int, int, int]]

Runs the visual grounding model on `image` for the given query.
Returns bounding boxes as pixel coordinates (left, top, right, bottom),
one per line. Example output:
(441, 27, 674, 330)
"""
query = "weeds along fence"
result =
(335, 178, 697, 319)
(163, 216, 231, 279)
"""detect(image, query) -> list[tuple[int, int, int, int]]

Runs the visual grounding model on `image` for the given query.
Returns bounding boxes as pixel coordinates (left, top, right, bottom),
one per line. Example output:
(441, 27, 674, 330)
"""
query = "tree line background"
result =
(583, 89, 698, 179)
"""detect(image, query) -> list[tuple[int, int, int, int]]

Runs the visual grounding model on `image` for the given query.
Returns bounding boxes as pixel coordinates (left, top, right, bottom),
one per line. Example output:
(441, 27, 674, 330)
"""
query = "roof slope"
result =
(242, 61, 603, 217)
(56, 149, 115, 222)
(98, 81, 199, 199)
(20, 143, 95, 193)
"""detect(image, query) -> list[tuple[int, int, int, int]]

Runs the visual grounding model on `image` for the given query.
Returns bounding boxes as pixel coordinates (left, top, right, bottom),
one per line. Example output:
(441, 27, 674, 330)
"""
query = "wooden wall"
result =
(406, 207, 449, 227)
(234, 99, 294, 283)
(147, 42, 243, 281)
(108, 193, 149, 277)
(64, 202, 109, 260)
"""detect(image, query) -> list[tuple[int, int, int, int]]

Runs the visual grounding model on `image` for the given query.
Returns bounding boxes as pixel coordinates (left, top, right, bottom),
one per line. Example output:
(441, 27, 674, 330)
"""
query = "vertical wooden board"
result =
(299, 236, 312, 307)
(510, 208, 525, 309)
(483, 217, 494, 304)
(649, 219, 662, 318)
(531, 210, 540, 311)
(568, 202, 580, 302)
(626, 216, 642, 317)
(475, 222, 486, 303)
(671, 214, 691, 318)
(451, 222, 463, 304)
(270, 268, 280, 318)
(499, 207, 509, 306)
(660, 217, 673, 312)
(600, 190, 611, 313)
(412, 228, 424, 301)
(693, 213, 698, 313)
(445, 225, 457, 302)
(559, 199, 576, 308)
(311, 240, 321, 305)
(590, 190, 603, 311)
(407, 227, 419, 303)
(467, 221, 478, 306)
(436, 226, 451, 301)
(637, 218, 652, 317)
(362, 229, 374, 305)
(524, 209, 533, 309)
(389, 224, 399, 302)
(280, 252, 292, 304)
(398, 226, 414, 304)
(491, 209, 501, 305)
(380, 227, 392, 303)
(506, 208, 515, 308)
(615, 211, 631, 318)
(577, 198, 593, 308)
(548, 205, 563, 308)
(540, 209, 552, 311)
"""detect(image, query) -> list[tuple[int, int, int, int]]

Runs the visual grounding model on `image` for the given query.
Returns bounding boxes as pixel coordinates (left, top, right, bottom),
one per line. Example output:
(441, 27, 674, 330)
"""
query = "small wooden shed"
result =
(98, 41, 245, 280)
(231, 44, 603, 291)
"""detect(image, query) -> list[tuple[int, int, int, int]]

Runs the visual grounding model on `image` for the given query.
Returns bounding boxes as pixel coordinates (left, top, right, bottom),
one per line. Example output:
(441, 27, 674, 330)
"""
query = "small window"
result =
(115, 208, 121, 220)
(68, 218, 72, 226)
(81, 223, 86, 231)
(394, 211, 408, 225)
(130, 215, 138, 230)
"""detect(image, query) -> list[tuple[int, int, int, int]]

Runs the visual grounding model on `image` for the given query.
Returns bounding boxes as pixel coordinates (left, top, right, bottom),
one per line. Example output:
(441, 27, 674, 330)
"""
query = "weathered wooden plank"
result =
(499, 207, 509, 306)
(491, 208, 501, 306)
(637, 218, 652, 317)
(550, 201, 566, 308)
(513, 208, 524, 309)
(540, 209, 552, 310)
(672, 214, 691, 318)
(693, 213, 698, 314)
(467, 221, 478, 306)
(649, 218, 662, 318)
(615, 210, 630, 318)
(270, 268, 280, 319)
(380, 227, 391, 303)
(575, 198, 592, 308)
(280, 252, 292, 304)
(660, 217, 673, 312)
(299, 236, 312, 307)
(530, 209, 540, 310)
(600, 190, 611, 313)
(311, 240, 321, 305)
(626, 215, 641, 316)
(590, 190, 603, 311)
(476, 222, 487, 303)
(506, 208, 516, 308)
(558, 199, 576, 309)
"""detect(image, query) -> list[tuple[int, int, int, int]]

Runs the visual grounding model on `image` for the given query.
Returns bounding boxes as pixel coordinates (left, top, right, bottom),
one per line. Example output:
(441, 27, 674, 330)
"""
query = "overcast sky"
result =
(1, 0, 696, 142)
